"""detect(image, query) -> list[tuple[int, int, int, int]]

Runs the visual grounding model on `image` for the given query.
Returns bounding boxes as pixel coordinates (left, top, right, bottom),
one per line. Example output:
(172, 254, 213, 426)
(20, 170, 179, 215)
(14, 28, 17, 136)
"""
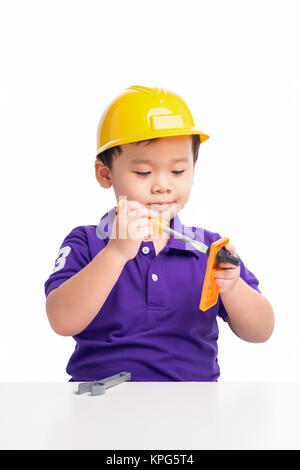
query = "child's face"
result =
(95, 134, 196, 221)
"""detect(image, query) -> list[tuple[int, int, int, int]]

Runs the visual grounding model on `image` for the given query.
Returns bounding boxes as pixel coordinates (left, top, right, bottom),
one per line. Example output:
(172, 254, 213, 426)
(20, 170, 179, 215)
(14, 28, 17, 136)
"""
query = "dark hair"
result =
(96, 134, 200, 171)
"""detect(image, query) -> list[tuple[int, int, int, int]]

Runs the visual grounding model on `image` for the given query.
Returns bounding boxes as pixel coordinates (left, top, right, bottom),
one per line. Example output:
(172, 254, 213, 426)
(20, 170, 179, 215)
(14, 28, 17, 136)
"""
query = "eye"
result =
(134, 172, 151, 176)
(133, 170, 186, 176)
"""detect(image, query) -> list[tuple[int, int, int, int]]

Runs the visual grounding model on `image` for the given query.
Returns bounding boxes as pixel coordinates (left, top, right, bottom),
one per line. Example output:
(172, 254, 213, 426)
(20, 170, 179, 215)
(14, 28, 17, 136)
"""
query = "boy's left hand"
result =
(214, 244, 241, 293)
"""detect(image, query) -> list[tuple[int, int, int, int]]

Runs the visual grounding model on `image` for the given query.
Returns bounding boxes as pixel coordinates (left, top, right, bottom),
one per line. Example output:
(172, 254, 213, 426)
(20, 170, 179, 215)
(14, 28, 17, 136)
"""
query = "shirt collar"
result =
(96, 205, 204, 259)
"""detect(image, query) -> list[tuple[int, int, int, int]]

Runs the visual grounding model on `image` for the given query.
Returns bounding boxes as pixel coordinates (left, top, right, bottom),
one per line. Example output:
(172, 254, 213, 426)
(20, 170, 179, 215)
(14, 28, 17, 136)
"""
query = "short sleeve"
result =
(217, 252, 262, 322)
(44, 226, 91, 298)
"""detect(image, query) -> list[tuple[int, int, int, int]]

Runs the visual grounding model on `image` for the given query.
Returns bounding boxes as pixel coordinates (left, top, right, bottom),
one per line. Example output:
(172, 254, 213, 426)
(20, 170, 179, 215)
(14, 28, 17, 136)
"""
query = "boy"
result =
(44, 85, 274, 382)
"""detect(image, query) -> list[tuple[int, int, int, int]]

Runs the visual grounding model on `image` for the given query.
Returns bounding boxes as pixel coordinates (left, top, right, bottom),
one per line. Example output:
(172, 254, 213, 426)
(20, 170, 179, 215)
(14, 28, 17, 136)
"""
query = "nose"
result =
(151, 173, 172, 193)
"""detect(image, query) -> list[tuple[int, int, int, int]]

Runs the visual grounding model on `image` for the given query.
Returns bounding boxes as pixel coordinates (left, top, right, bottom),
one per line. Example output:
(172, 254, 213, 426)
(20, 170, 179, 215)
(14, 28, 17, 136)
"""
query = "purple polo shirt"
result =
(44, 206, 261, 382)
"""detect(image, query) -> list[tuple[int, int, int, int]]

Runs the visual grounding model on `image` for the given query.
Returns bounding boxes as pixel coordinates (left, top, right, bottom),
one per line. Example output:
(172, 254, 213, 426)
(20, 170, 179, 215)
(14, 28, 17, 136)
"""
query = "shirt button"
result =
(152, 273, 158, 281)
(142, 246, 150, 255)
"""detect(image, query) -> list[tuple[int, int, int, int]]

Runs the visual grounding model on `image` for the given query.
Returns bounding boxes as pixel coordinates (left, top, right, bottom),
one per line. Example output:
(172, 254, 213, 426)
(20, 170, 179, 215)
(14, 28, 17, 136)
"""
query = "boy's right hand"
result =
(106, 199, 161, 262)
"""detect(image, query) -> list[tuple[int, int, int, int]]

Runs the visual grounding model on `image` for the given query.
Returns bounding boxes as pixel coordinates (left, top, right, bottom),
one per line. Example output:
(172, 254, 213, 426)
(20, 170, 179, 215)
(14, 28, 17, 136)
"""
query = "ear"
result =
(94, 159, 113, 189)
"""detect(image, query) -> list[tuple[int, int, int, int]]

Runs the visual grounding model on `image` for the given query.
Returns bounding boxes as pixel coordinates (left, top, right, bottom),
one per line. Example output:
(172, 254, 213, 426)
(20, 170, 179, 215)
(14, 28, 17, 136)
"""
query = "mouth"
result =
(149, 202, 174, 212)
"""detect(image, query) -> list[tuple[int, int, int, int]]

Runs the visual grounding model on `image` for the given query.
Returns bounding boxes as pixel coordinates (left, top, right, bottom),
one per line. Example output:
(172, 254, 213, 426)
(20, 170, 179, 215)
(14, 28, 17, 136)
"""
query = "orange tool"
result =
(116, 199, 240, 311)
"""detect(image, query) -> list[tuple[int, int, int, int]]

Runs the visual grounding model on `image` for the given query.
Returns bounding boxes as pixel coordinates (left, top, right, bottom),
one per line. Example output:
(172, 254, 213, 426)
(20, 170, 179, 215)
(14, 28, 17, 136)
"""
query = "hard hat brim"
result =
(96, 129, 210, 158)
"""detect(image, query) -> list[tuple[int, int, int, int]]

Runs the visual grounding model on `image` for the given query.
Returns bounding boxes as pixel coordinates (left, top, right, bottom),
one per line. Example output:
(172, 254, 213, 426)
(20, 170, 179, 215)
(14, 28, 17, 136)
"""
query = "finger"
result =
(215, 271, 237, 280)
(129, 221, 154, 240)
(215, 275, 237, 282)
(129, 218, 154, 235)
(117, 199, 142, 213)
(137, 217, 152, 227)
(118, 199, 140, 220)
(116, 197, 140, 214)
(217, 263, 239, 269)
(215, 281, 228, 292)
(126, 203, 146, 219)
(215, 277, 225, 288)
(224, 244, 236, 255)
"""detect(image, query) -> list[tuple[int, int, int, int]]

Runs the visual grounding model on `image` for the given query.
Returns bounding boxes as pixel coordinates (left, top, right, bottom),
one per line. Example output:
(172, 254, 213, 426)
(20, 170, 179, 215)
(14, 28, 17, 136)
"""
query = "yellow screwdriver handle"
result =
(149, 217, 168, 235)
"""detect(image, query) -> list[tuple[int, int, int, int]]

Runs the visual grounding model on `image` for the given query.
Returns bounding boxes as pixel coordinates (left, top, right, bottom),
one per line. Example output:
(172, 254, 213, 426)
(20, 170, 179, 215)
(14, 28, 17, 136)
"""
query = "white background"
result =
(0, 0, 299, 382)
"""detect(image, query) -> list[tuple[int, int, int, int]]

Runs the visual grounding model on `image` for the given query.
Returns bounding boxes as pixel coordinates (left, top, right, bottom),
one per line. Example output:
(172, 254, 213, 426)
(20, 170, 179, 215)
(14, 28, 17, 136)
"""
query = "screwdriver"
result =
(116, 199, 241, 266)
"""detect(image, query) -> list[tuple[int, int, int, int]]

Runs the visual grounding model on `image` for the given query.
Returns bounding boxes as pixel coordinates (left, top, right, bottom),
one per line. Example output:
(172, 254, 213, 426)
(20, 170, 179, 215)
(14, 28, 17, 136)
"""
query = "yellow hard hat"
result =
(96, 85, 210, 157)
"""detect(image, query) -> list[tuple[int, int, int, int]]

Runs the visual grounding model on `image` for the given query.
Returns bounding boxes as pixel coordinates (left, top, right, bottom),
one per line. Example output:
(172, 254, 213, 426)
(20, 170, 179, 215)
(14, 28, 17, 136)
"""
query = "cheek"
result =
(114, 172, 139, 189)
(177, 176, 193, 193)
(118, 174, 147, 198)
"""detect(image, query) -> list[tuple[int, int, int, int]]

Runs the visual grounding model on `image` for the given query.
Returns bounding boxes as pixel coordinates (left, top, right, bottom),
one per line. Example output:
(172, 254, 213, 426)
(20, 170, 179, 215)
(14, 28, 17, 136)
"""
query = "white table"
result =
(0, 382, 299, 450)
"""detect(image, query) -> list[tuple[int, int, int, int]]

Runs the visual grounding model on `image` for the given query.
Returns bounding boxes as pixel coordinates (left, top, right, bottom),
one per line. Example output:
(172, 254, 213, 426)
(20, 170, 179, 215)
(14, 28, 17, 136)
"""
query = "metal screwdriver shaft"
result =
(152, 218, 240, 267)
(159, 224, 209, 255)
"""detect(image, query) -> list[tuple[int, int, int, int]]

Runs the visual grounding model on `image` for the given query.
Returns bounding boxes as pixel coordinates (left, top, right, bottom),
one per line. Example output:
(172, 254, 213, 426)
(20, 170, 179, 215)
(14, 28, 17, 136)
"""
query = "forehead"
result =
(120, 135, 193, 163)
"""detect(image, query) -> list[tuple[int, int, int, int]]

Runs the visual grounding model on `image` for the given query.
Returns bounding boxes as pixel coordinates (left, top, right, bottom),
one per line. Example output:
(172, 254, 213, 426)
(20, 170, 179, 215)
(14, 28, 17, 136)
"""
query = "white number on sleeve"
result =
(52, 245, 71, 273)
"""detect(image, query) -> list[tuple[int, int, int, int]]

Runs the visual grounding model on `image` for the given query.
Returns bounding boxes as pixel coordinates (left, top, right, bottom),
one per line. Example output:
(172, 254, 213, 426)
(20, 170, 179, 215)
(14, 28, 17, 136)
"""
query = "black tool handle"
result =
(216, 247, 241, 266)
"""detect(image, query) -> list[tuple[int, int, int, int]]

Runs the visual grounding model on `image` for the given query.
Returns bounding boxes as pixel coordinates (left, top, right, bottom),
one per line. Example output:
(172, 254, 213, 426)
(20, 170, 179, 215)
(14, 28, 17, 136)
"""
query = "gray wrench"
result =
(77, 372, 131, 396)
